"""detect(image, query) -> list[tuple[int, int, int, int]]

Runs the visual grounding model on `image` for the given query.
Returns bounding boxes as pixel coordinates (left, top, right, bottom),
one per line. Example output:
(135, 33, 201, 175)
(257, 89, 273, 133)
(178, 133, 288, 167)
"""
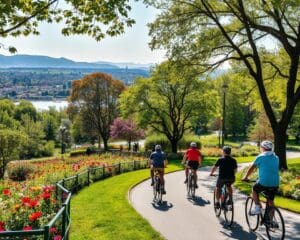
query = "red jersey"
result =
(185, 148, 201, 162)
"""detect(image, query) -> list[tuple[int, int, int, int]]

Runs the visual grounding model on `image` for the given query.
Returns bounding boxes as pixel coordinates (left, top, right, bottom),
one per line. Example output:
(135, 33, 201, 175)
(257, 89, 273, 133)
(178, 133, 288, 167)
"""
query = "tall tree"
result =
(69, 72, 125, 151)
(146, 0, 300, 169)
(120, 61, 217, 153)
(0, 0, 135, 52)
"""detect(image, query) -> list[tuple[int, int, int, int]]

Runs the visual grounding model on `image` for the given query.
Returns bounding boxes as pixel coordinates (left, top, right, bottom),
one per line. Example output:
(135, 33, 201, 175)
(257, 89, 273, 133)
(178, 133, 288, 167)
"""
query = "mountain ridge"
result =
(0, 54, 153, 69)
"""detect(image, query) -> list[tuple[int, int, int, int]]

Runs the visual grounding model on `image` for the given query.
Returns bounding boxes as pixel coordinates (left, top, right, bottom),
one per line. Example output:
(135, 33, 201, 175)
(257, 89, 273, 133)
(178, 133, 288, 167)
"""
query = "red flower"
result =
(41, 192, 51, 200)
(23, 226, 33, 231)
(3, 189, 11, 196)
(0, 222, 5, 232)
(29, 211, 42, 222)
(50, 227, 57, 233)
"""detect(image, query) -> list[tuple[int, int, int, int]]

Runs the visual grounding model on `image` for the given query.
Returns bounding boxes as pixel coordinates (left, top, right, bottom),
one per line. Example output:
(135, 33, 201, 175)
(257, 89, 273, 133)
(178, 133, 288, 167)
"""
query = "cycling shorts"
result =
(187, 161, 199, 170)
(253, 183, 278, 201)
(216, 178, 234, 188)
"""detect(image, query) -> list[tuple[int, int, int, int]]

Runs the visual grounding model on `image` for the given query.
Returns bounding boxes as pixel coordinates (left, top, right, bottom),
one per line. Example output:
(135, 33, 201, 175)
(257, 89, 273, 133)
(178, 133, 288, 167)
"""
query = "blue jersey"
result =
(150, 150, 166, 168)
(254, 151, 280, 187)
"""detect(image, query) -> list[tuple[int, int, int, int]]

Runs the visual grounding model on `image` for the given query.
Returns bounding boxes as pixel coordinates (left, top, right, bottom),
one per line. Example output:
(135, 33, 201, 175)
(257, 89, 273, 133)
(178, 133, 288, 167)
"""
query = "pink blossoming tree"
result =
(110, 118, 144, 151)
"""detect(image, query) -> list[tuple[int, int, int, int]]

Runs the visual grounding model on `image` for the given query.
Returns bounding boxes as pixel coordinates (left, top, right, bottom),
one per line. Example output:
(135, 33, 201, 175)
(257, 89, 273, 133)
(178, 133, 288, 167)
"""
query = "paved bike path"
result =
(129, 166, 300, 240)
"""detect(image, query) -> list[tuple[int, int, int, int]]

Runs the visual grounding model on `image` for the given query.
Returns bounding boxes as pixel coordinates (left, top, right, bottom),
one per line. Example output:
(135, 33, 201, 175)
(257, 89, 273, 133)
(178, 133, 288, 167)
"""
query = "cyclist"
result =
(210, 146, 237, 208)
(149, 144, 168, 194)
(242, 140, 279, 215)
(182, 142, 202, 188)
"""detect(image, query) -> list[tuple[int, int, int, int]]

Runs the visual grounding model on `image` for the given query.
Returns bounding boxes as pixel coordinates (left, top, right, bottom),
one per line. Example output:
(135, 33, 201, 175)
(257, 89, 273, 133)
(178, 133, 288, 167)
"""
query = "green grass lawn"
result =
(70, 163, 182, 240)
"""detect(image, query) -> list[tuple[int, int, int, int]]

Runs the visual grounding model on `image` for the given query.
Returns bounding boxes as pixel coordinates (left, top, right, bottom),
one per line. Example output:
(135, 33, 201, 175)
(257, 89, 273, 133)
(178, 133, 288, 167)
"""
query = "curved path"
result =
(129, 166, 300, 240)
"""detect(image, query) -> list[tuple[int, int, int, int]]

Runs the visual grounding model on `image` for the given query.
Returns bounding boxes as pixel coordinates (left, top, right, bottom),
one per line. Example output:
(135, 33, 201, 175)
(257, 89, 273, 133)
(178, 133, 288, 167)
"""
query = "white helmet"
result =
(260, 140, 273, 151)
(155, 144, 161, 151)
(190, 142, 197, 147)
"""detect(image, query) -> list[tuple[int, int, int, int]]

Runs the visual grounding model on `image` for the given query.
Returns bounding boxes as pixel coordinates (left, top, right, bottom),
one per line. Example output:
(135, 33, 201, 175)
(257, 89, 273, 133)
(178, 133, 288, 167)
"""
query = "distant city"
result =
(0, 54, 150, 100)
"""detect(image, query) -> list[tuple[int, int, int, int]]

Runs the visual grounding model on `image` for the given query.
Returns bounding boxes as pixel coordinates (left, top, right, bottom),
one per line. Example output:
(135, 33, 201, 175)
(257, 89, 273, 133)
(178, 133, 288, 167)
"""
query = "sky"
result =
(0, 1, 166, 64)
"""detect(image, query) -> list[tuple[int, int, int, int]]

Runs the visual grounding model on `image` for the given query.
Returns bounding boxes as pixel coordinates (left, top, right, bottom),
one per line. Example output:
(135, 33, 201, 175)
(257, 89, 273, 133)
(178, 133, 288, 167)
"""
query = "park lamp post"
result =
(59, 125, 66, 156)
(221, 83, 228, 147)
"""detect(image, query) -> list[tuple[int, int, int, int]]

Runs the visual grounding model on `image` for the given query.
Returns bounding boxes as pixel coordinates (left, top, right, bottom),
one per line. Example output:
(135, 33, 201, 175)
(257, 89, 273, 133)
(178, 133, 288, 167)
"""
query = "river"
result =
(15, 100, 69, 111)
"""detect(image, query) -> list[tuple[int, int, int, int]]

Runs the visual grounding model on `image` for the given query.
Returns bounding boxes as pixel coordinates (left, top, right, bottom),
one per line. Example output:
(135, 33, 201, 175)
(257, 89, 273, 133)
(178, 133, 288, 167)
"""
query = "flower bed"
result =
(0, 154, 145, 235)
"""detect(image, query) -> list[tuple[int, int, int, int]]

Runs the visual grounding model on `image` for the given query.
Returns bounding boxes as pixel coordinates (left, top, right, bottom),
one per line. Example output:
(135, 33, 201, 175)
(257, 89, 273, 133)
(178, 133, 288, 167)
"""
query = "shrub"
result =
(41, 141, 55, 156)
(144, 134, 201, 153)
(7, 162, 36, 181)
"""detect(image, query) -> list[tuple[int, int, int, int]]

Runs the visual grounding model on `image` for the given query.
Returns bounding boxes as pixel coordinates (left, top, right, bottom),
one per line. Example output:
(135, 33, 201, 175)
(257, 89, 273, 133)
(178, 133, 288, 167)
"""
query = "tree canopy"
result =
(69, 72, 126, 151)
(120, 61, 217, 153)
(146, 0, 300, 169)
(0, 0, 135, 52)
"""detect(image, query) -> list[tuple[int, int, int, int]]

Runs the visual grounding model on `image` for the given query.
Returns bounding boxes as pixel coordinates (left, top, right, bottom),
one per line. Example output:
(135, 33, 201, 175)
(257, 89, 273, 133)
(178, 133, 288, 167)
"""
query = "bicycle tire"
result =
(213, 189, 221, 217)
(224, 193, 234, 227)
(190, 173, 196, 198)
(265, 206, 285, 240)
(153, 176, 159, 202)
(187, 173, 191, 196)
(245, 196, 259, 231)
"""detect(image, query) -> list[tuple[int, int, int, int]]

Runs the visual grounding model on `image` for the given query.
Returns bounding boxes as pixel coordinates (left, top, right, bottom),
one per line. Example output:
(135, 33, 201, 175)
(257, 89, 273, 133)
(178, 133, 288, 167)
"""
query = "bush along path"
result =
(70, 164, 181, 240)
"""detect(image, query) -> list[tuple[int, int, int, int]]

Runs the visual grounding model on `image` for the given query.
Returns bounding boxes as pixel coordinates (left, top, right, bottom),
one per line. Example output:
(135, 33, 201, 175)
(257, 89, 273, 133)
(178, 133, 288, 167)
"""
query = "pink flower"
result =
(53, 235, 62, 240)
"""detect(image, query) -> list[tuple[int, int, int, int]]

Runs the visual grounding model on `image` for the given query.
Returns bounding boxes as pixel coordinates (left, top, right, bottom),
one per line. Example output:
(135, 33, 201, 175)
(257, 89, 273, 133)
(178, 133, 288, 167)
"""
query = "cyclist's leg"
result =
(184, 163, 189, 183)
(150, 166, 154, 185)
(159, 169, 166, 194)
(216, 178, 223, 200)
(251, 183, 263, 214)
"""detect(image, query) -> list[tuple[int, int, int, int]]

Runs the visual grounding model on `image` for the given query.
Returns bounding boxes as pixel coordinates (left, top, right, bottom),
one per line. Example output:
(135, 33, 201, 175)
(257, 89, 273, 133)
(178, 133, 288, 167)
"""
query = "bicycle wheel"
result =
(187, 173, 191, 196)
(190, 174, 196, 198)
(265, 207, 285, 240)
(213, 189, 221, 217)
(153, 177, 158, 201)
(245, 196, 259, 231)
(224, 194, 234, 227)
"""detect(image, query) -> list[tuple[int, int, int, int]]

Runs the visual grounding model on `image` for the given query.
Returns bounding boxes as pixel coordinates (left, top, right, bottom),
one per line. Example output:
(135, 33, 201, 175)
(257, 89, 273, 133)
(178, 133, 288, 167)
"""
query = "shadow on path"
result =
(219, 222, 262, 240)
(188, 196, 211, 206)
(151, 201, 173, 212)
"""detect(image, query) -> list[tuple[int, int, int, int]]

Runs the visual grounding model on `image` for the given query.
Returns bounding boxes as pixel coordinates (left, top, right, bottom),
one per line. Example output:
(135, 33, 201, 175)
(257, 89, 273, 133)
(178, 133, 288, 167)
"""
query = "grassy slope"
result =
(70, 163, 181, 240)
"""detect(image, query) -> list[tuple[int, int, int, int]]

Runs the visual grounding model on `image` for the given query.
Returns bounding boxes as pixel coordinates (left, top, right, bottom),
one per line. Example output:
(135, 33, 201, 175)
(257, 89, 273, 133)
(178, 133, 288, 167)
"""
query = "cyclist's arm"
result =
(210, 165, 217, 176)
(181, 152, 187, 164)
(242, 164, 256, 181)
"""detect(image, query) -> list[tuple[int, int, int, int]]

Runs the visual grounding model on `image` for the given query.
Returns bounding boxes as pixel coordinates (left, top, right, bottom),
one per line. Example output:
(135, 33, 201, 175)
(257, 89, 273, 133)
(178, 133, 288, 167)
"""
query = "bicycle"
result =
(186, 166, 197, 198)
(212, 176, 234, 227)
(153, 169, 163, 204)
(244, 180, 285, 240)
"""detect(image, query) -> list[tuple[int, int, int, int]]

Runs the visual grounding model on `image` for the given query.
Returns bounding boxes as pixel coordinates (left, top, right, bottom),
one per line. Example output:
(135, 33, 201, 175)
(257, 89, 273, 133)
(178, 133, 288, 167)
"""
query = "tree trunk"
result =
(97, 135, 101, 150)
(171, 140, 178, 153)
(103, 138, 109, 151)
(128, 140, 131, 151)
(274, 129, 288, 170)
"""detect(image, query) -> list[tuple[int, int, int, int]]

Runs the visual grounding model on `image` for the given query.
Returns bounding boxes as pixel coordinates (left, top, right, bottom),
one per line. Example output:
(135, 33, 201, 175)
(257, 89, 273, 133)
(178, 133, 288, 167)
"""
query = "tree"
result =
(69, 72, 125, 151)
(14, 100, 37, 122)
(120, 61, 217, 153)
(0, 129, 25, 179)
(0, 0, 135, 52)
(146, 0, 300, 169)
(249, 111, 274, 144)
(110, 118, 144, 150)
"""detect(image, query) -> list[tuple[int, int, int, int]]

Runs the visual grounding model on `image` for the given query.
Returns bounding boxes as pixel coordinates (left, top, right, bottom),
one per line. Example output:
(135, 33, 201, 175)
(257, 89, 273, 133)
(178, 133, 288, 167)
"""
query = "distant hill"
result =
(0, 54, 119, 69)
(94, 61, 154, 70)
